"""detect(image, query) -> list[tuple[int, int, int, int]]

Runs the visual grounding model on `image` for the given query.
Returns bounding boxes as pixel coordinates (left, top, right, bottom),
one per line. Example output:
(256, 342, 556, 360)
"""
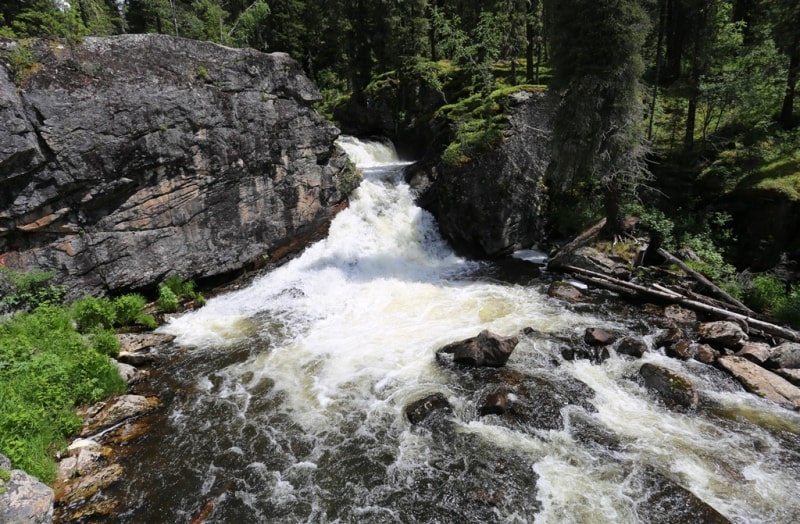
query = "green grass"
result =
(0, 305, 126, 483)
(746, 158, 800, 201)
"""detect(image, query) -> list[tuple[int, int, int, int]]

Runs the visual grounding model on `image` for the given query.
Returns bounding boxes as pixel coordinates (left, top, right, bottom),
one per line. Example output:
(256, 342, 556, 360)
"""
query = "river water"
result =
(106, 137, 800, 523)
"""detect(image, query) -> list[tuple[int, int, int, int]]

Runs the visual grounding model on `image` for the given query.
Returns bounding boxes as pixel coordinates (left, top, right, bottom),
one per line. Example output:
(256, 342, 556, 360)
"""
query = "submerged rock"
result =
(479, 390, 509, 416)
(405, 393, 453, 425)
(639, 363, 699, 410)
(0, 34, 355, 295)
(437, 330, 520, 368)
(717, 356, 800, 409)
(617, 337, 648, 358)
(636, 468, 731, 524)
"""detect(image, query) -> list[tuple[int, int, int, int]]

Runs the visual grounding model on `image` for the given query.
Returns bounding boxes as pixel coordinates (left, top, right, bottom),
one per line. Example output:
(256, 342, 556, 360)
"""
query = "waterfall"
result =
(104, 137, 800, 524)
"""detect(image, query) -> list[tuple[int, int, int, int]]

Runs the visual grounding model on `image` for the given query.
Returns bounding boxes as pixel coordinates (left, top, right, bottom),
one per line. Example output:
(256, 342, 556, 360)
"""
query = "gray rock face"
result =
(0, 455, 55, 524)
(0, 35, 355, 294)
(424, 90, 551, 257)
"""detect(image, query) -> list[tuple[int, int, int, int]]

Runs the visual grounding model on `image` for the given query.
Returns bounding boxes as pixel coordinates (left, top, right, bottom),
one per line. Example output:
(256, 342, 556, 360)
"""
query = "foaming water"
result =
(103, 138, 800, 523)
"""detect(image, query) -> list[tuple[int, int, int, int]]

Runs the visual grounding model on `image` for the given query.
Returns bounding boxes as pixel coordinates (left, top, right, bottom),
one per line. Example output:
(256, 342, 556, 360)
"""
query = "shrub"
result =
(71, 296, 116, 333)
(113, 294, 148, 326)
(156, 284, 179, 313)
(90, 328, 121, 358)
(0, 305, 125, 483)
(775, 285, 800, 328)
(745, 275, 786, 314)
(136, 312, 158, 330)
(0, 268, 65, 312)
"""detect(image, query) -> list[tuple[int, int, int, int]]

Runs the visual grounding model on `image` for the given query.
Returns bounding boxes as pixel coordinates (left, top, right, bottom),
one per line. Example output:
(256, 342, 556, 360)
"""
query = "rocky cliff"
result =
(0, 34, 356, 294)
(407, 90, 551, 257)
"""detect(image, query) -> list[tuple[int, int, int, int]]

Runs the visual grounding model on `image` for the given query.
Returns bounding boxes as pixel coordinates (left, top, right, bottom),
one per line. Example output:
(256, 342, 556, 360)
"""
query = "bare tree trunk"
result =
(779, 49, 799, 130)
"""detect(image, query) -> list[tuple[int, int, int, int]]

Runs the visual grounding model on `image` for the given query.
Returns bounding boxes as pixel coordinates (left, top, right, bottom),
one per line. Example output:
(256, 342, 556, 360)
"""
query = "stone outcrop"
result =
(436, 329, 520, 368)
(0, 454, 54, 524)
(0, 34, 356, 295)
(413, 90, 551, 257)
(405, 392, 453, 425)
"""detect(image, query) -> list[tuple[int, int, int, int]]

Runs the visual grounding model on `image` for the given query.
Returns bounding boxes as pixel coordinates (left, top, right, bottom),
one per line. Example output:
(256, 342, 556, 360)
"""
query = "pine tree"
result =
(546, 0, 651, 234)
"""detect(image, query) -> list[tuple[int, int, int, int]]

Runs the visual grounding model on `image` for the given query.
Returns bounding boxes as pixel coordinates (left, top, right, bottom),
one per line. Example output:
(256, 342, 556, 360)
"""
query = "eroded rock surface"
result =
(0, 35, 355, 294)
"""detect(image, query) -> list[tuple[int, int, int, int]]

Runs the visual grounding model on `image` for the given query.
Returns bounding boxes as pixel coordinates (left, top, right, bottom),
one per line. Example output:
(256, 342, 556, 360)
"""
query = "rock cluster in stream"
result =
(52, 332, 173, 522)
(0, 34, 355, 295)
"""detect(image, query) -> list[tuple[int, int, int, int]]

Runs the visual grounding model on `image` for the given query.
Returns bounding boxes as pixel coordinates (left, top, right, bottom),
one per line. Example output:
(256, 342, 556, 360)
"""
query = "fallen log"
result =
(656, 248, 753, 313)
(560, 264, 800, 344)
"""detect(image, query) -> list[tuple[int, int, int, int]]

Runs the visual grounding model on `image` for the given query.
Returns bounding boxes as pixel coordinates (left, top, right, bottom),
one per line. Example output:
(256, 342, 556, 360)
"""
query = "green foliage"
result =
(775, 285, 800, 328)
(71, 295, 116, 333)
(156, 284, 179, 313)
(745, 275, 786, 313)
(0, 466, 10, 495)
(0, 268, 65, 312)
(112, 294, 148, 326)
(0, 305, 125, 483)
(89, 328, 121, 358)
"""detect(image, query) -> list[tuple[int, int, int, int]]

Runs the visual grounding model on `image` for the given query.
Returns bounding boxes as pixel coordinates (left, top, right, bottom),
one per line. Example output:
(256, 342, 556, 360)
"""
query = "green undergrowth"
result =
(0, 305, 126, 483)
(0, 269, 174, 484)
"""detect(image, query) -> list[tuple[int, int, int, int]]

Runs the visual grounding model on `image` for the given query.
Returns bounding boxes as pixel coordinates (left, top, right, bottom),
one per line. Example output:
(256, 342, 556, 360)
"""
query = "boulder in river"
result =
(617, 337, 648, 358)
(717, 355, 800, 409)
(437, 330, 520, 368)
(405, 393, 453, 425)
(639, 363, 699, 410)
(735, 342, 772, 366)
(584, 327, 616, 346)
(546, 281, 587, 302)
(479, 389, 509, 416)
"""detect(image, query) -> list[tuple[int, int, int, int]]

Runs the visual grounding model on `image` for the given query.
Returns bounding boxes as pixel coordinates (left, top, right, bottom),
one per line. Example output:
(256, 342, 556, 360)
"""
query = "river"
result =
(104, 137, 800, 523)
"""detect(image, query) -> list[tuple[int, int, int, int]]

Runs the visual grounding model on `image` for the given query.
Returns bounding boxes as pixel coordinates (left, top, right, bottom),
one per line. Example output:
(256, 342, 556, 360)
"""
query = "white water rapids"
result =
(110, 137, 800, 523)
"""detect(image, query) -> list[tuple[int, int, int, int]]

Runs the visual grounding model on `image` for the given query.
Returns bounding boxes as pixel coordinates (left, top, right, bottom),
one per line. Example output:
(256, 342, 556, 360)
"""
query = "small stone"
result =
(697, 321, 748, 348)
(113, 360, 142, 384)
(75, 450, 108, 477)
(56, 457, 78, 483)
(547, 282, 587, 302)
(479, 391, 508, 416)
(639, 363, 698, 409)
(439, 330, 520, 368)
(736, 342, 772, 365)
(693, 344, 720, 364)
(666, 340, 697, 360)
(67, 438, 101, 457)
(663, 304, 697, 325)
(405, 393, 453, 425)
(617, 337, 647, 358)
(584, 328, 616, 346)
(655, 328, 683, 349)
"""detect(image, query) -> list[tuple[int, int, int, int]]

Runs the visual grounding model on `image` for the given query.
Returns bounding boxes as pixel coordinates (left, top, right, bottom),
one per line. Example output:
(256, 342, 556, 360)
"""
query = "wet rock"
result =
(547, 281, 587, 302)
(764, 342, 800, 369)
(438, 330, 520, 368)
(67, 438, 102, 457)
(0, 458, 55, 524)
(566, 410, 622, 451)
(694, 344, 720, 364)
(666, 340, 697, 360)
(655, 328, 683, 349)
(697, 321, 748, 348)
(663, 304, 698, 325)
(75, 449, 110, 477)
(56, 457, 78, 484)
(617, 337, 648, 358)
(80, 395, 160, 437)
(636, 468, 731, 524)
(479, 390, 509, 416)
(55, 463, 123, 506)
(584, 327, 616, 346)
(717, 356, 800, 409)
(560, 346, 576, 361)
(736, 342, 772, 366)
(639, 363, 699, 410)
(405, 393, 453, 425)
